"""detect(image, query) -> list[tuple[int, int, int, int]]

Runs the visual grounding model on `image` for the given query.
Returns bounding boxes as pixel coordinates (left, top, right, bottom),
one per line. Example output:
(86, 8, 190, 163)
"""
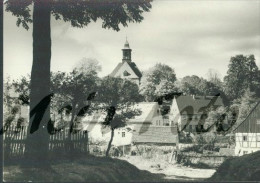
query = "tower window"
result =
(122, 132, 125, 137)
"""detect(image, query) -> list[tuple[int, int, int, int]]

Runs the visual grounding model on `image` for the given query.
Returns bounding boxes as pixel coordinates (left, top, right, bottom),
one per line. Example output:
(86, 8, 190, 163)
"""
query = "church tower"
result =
(110, 39, 142, 85)
(122, 39, 132, 62)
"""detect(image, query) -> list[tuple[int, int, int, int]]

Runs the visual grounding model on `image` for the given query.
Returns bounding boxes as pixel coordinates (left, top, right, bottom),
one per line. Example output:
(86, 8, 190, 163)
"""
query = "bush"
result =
(17, 117, 25, 128)
(181, 145, 203, 153)
(5, 115, 15, 126)
(11, 106, 19, 115)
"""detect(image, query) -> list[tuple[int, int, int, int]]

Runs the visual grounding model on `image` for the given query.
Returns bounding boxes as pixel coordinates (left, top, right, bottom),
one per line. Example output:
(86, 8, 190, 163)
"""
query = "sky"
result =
(4, 0, 260, 81)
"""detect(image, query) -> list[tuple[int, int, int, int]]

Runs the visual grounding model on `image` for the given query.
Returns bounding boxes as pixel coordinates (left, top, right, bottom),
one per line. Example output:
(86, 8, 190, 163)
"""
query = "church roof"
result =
(110, 61, 142, 78)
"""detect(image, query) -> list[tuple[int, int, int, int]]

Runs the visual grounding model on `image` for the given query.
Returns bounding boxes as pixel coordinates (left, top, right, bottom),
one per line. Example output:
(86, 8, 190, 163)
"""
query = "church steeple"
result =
(122, 37, 132, 62)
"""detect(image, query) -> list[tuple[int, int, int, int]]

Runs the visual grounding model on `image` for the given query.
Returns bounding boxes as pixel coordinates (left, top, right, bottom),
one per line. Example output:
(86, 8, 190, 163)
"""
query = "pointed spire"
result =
(124, 36, 130, 49)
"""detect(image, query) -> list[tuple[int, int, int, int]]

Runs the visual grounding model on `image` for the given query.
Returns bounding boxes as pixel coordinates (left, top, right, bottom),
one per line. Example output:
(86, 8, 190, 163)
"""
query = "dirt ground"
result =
(119, 155, 216, 181)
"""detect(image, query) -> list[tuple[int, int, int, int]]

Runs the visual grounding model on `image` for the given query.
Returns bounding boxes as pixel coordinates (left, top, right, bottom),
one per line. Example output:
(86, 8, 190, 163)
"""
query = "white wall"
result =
(83, 122, 134, 146)
(235, 133, 260, 156)
(169, 98, 181, 126)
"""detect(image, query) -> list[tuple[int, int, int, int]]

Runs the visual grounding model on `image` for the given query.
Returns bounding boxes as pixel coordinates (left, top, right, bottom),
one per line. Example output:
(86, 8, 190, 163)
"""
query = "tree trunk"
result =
(106, 128, 115, 157)
(24, 0, 52, 167)
(67, 105, 76, 156)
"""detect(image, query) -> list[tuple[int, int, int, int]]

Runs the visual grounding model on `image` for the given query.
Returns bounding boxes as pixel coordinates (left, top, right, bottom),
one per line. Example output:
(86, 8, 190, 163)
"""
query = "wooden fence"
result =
(3, 125, 89, 158)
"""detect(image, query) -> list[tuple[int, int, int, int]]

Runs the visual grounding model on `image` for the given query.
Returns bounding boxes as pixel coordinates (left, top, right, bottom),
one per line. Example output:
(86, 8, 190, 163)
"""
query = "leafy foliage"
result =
(51, 62, 100, 132)
(5, 0, 152, 31)
(140, 63, 177, 101)
(224, 54, 260, 101)
(96, 76, 142, 156)
(97, 77, 142, 129)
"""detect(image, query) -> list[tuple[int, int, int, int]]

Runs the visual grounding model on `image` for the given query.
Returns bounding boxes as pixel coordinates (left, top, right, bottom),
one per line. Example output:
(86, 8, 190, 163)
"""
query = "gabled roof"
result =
(110, 62, 123, 77)
(128, 62, 142, 78)
(110, 61, 142, 79)
(132, 125, 178, 144)
(81, 102, 159, 124)
(233, 101, 260, 133)
(175, 95, 224, 115)
(128, 102, 159, 124)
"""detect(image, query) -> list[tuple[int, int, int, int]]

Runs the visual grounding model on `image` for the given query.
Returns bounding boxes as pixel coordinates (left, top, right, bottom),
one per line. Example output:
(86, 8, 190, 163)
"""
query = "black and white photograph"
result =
(2, 0, 260, 182)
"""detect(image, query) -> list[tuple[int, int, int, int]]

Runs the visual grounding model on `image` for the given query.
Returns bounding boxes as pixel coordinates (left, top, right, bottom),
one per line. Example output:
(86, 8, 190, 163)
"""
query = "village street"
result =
(119, 156, 216, 181)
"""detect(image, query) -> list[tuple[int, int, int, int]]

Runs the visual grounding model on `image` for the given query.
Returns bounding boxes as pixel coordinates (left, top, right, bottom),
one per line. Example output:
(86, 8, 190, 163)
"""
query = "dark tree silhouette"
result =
(5, 0, 152, 164)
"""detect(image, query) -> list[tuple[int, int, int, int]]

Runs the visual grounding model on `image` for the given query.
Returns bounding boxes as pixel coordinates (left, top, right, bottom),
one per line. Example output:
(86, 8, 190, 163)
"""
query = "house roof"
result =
(175, 95, 224, 115)
(128, 102, 159, 124)
(81, 102, 159, 124)
(233, 101, 260, 133)
(132, 125, 178, 144)
(110, 61, 142, 79)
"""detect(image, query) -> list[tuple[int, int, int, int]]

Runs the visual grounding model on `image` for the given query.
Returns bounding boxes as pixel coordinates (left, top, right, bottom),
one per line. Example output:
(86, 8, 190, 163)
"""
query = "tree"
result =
(245, 55, 260, 97)
(73, 57, 102, 76)
(179, 75, 205, 96)
(206, 68, 222, 87)
(234, 89, 258, 125)
(204, 106, 227, 132)
(12, 75, 31, 105)
(179, 75, 228, 104)
(224, 54, 260, 101)
(5, 0, 152, 163)
(52, 70, 99, 133)
(140, 63, 177, 101)
(96, 77, 142, 157)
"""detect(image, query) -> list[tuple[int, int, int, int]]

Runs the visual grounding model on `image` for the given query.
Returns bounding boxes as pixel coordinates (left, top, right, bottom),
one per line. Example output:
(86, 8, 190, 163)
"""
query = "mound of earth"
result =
(208, 151, 260, 181)
(3, 155, 165, 182)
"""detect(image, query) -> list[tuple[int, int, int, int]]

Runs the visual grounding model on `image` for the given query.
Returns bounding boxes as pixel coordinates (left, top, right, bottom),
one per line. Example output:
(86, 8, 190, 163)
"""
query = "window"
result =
(257, 119, 260, 125)
(189, 125, 192, 131)
(188, 115, 193, 121)
(243, 135, 248, 141)
(122, 132, 125, 137)
(257, 135, 260, 142)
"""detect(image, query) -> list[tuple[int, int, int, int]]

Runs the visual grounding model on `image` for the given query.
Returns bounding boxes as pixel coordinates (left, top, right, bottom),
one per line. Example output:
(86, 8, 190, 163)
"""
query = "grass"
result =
(3, 154, 166, 182)
(208, 151, 260, 181)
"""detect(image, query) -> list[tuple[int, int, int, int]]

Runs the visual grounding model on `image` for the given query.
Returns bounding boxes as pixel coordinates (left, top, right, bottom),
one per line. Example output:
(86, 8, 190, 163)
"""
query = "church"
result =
(110, 39, 142, 85)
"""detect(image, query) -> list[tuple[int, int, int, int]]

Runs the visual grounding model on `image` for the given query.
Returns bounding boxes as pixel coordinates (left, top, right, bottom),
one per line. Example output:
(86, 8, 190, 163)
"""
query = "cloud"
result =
(4, 0, 260, 80)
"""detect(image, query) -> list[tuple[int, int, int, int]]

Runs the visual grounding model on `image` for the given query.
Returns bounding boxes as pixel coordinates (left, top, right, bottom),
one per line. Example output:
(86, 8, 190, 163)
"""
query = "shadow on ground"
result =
(4, 154, 170, 182)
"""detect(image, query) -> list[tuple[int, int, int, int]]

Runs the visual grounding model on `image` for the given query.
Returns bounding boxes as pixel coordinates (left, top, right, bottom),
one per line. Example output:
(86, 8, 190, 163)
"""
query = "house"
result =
(234, 102, 260, 156)
(131, 125, 178, 145)
(110, 39, 142, 85)
(81, 102, 168, 146)
(168, 95, 224, 132)
(127, 102, 178, 145)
